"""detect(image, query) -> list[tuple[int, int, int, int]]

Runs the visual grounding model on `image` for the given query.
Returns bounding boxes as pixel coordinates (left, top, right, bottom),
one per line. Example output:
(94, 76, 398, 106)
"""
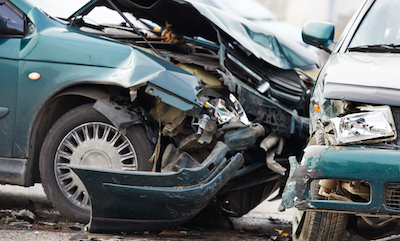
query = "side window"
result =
(0, 1, 25, 37)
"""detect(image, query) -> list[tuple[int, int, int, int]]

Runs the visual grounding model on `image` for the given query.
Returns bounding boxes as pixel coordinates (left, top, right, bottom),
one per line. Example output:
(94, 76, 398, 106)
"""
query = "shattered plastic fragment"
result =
(9, 221, 32, 228)
(229, 94, 250, 125)
(13, 209, 36, 223)
(69, 223, 84, 231)
(260, 133, 280, 152)
(37, 221, 56, 226)
(215, 99, 237, 124)
(280, 155, 323, 211)
(260, 134, 286, 175)
(212, 95, 251, 125)
(279, 156, 298, 211)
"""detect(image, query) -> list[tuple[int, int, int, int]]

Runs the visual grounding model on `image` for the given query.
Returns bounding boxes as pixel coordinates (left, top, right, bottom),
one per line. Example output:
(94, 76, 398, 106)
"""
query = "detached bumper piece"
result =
(70, 142, 244, 233)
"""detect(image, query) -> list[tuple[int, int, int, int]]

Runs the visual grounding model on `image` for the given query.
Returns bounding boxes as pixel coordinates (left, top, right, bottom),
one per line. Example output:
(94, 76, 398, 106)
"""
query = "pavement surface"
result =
(0, 184, 294, 241)
(3, 184, 400, 240)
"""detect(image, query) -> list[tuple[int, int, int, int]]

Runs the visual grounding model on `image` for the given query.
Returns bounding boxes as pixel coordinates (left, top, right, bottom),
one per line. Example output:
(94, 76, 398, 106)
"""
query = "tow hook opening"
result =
(310, 179, 371, 203)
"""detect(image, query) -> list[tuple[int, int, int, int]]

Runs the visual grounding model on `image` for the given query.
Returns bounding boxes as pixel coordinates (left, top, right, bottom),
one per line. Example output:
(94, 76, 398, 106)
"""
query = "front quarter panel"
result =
(11, 5, 201, 157)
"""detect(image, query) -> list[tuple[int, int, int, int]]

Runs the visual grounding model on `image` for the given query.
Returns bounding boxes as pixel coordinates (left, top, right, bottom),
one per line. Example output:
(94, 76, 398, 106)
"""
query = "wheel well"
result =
(27, 85, 128, 184)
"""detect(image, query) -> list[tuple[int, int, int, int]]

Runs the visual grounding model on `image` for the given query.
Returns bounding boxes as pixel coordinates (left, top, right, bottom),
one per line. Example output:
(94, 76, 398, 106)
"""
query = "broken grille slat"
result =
(391, 107, 400, 145)
(385, 183, 400, 211)
(385, 194, 400, 197)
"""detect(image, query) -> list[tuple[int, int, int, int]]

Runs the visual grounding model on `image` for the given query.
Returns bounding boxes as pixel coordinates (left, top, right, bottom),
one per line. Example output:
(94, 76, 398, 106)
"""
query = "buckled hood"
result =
(323, 52, 400, 106)
(81, 0, 319, 69)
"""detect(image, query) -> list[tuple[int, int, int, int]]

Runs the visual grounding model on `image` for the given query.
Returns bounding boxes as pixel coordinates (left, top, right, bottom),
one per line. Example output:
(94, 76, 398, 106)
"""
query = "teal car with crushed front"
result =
(280, 0, 400, 240)
(0, 0, 319, 230)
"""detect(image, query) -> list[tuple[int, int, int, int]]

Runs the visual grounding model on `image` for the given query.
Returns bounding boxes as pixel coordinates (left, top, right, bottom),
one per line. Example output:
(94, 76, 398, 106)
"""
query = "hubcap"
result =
(55, 122, 138, 210)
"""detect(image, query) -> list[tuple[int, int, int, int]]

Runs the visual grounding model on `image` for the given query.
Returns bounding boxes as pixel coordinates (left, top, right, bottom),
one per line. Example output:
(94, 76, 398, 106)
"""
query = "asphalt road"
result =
(2, 184, 399, 240)
(0, 184, 293, 241)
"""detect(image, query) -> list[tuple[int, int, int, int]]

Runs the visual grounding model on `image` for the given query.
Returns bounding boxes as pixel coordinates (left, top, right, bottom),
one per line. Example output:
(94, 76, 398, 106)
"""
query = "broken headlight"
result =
(330, 105, 396, 145)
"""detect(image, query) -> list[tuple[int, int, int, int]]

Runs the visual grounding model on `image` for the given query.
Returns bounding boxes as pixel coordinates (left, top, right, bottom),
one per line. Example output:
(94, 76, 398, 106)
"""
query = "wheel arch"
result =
(27, 84, 129, 185)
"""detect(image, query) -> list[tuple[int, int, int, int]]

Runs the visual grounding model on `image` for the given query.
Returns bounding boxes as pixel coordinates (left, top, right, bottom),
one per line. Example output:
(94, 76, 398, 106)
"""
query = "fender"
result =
(93, 98, 158, 145)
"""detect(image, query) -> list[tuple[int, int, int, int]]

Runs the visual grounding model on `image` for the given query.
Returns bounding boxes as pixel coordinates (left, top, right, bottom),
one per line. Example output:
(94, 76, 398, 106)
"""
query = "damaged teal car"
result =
(280, 0, 400, 240)
(0, 0, 319, 231)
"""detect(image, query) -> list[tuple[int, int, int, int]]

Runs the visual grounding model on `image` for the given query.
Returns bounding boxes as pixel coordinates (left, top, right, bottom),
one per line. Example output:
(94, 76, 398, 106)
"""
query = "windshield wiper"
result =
(348, 44, 400, 53)
(106, 0, 162, 58)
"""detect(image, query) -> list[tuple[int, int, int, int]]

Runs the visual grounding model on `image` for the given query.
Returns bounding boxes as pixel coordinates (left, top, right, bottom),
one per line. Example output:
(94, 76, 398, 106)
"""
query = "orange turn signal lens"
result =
(314, 104, 320, 113)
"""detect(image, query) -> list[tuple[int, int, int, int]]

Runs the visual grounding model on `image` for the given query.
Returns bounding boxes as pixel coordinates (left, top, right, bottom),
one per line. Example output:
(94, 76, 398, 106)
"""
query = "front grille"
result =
(385, 183, 400, 210)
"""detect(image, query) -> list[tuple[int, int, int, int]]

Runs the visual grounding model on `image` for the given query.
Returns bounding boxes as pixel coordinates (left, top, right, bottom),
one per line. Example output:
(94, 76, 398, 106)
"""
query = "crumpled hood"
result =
(102, 0, 319, 69)
(323, 52, 400, 106)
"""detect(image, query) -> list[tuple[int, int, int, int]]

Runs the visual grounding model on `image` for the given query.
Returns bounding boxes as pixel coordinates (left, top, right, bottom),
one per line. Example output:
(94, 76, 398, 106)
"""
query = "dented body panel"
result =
(282, 146, 400, 216)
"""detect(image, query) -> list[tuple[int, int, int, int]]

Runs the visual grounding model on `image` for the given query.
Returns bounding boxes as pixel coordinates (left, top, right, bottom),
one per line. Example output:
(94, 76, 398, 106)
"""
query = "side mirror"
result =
(302, 21, 334, 54)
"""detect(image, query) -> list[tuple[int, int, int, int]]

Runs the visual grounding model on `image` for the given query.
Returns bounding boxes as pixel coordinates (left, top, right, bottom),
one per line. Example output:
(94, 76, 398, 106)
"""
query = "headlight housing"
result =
(330, 105, 396, 145)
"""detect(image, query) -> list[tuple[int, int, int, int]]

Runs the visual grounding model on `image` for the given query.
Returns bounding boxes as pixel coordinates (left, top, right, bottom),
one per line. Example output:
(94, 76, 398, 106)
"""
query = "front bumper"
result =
(70, 142, 244, 233)
(280, 145, 400, 216)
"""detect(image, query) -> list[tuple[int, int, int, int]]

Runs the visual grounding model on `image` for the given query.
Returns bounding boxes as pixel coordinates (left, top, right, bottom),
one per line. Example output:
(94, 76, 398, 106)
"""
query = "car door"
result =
(0, 0, 25, 157)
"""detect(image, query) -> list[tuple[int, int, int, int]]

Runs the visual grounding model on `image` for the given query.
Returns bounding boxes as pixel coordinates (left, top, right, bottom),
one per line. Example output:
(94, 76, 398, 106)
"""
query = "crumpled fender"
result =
(279, 146, 325, 211)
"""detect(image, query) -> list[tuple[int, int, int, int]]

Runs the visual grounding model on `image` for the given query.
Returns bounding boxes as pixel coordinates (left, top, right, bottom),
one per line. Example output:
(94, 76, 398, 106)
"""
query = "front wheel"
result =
(39, 104, 154, 222)
(292, 208, 348, 241)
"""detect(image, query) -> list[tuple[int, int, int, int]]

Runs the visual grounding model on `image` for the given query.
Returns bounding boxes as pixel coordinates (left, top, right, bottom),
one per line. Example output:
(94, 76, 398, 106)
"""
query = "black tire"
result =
(293, 132, 348, 241)
(293, 208, 348, 241)
(39, 103, 154, 223)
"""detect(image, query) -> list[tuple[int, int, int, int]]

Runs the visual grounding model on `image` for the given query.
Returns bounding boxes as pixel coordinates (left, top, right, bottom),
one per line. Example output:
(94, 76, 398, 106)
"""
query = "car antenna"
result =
(106, 0, 163, 58)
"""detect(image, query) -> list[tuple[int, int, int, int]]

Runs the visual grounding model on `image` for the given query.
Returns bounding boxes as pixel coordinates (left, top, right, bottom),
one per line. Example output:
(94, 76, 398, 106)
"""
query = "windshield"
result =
(349, 0, 400, 49)
(29, 0, 90, 19)
(30, 0, 159, 38)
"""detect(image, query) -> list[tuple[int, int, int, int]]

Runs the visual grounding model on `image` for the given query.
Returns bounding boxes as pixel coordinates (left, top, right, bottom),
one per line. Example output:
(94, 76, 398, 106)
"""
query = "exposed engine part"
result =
(149, 100, 186, 137)
(318, 179, 337, 196)
(317, 179, 371, 202)
(341, 181, 370, 201)
(177, 63, 222, 88)
(266, 150, 286, 176)
(215, 98, 238, 124)
(161, 22, 186, 44)
(224, 124, 264, 151)
(320, 191, 352, 202)
(193, 114, 210, 135)
(220, 119, 247, 130)
(193, 114, 218, 144)
(178, 133, 205, 152)
(161, 144, 200, 172)
(260, 133, 283, 153)
(260, 133, 286, 175)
